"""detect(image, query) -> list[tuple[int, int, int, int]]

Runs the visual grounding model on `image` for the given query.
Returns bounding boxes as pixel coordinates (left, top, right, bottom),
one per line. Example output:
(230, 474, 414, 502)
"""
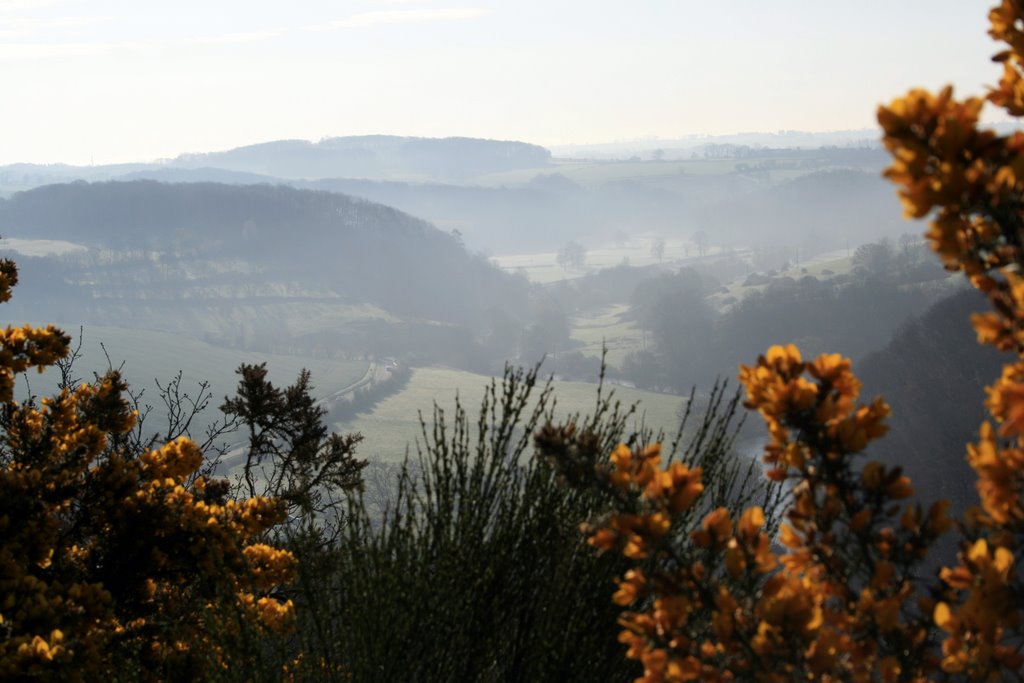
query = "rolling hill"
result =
(0, 181, 531, 348)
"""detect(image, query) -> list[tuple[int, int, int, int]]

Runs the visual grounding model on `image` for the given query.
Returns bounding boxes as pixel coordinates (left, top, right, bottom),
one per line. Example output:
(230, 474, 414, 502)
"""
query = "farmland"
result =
(336, 365, 688, 464)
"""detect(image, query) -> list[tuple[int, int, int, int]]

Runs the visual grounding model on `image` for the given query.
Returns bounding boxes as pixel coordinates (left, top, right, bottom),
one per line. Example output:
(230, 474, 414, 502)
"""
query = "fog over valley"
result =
(0, 132, 981, 509)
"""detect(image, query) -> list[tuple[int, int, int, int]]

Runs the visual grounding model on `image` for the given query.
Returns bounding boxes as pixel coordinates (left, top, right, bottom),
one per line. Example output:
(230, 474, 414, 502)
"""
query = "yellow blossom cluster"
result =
(878, 1, 1024, 677)
(0, 323, 71, 404)
(561, 343, 953, 681)
(0, 260, 296, 679)
(585, 443, 704, 561)
(557, 3, 1024, 681)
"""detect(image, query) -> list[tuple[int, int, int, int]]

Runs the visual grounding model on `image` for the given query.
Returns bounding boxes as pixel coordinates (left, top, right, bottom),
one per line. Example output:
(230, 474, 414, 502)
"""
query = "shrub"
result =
(285, 365, 769, 682)
(539, 3, 1024, 679)
(220, 362, 366, 536)
(0, 258, 296, 681)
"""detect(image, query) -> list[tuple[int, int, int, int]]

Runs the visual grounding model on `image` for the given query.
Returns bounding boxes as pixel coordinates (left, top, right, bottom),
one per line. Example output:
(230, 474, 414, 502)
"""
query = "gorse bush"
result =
(535, 2, 1024, 680)
(221, 362, 367, 540)
(0, 259, 297, 681)
(543, 349, 943, 680)
(284, 366, 768, 682)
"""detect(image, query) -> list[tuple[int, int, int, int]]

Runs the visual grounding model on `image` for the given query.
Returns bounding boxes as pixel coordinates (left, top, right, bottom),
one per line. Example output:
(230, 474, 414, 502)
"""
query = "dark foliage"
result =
(288, 365, 632, 681)
(221, 363, 367, 529)
(622, 258, 956, 392)
(281, 363, 761, 682)
(858, 289, 1004, 521)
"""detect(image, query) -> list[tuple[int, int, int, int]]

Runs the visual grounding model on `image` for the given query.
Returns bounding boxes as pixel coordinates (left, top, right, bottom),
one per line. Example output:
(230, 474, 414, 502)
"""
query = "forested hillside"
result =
(0, 180, 529, 320)
(0, 181, 531, 362)
(858, 289, 1004, 515)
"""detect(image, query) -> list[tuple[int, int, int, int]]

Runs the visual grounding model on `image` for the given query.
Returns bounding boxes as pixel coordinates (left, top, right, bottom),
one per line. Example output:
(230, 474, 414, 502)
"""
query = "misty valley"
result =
(0, 135, 987, 507)
(2, 122, 1015, 683)
(6, 2, 1024, 674)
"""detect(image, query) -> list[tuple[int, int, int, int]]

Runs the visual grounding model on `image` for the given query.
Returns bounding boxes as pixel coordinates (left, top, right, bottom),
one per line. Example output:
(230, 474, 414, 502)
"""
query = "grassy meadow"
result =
(490, 238, 714, 284)
(14, 321, 688, 475)
(336, 365, 688, 463)
(19, 324, 370, 438)
(570, 303, 646, 366)
(712, 249, 856, 303)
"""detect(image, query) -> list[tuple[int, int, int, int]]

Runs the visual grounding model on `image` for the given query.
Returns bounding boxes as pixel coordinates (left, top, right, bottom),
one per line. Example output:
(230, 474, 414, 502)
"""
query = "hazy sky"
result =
(0, 0, 1005, 164)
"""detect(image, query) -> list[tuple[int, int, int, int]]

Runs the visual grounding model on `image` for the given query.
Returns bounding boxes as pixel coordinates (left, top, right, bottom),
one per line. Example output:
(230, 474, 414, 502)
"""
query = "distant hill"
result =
(0, 136, 552, 191)
(0, 181, 530, 343)
(0, 142, 912, 257)
(118, 167, 278, 185)
(696, 169, 906, 253)
(169, 135, 552, 182)
(549, 129, 885, 159)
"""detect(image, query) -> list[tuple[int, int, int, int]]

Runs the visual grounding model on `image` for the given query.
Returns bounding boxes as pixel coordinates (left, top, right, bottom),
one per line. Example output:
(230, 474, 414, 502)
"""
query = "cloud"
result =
(0, 39, 150, 62)
(0, 0, 62, 11)
(0, 41, 112, 60)
(306, 8, 486, 32)
(0, 15, 109, 38)
(189, 30, 280, 45)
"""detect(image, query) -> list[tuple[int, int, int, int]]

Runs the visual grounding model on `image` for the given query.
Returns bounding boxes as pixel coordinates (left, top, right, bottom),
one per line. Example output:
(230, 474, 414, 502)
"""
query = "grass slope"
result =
(20, 324, 369, 440)
(337, 366, 687, 463)
(570, 304, 646, 366)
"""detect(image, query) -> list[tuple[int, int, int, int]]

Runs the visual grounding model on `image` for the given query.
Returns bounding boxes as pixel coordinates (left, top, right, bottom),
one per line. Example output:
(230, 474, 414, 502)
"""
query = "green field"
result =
(32, 299, 399, 351)
(49, 324, 367, 391)
(11, 323, 689, 473)
(712, 250, 856, 305)
(337, 365, 687, 463)
(19, 324, 370, 440)
(472, 156, 823, 187)
(491, 241, 724, 285)
(570, 303, 646, 366)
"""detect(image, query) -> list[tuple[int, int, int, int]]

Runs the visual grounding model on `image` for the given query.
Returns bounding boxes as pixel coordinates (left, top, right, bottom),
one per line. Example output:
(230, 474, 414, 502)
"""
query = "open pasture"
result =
(337, 365, 688, 464)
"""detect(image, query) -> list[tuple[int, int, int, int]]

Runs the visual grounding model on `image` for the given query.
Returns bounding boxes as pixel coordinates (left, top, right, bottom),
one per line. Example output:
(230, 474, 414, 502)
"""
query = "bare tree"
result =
(692, 230, 709, 257)
(556, 241, 587, 271)
(650, 236, 666, 262)
(898, 232, 918, 257)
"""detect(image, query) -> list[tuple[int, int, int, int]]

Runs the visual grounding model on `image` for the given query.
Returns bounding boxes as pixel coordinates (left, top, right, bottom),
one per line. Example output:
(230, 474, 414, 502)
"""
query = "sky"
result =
(0, 0, 1007, 165)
